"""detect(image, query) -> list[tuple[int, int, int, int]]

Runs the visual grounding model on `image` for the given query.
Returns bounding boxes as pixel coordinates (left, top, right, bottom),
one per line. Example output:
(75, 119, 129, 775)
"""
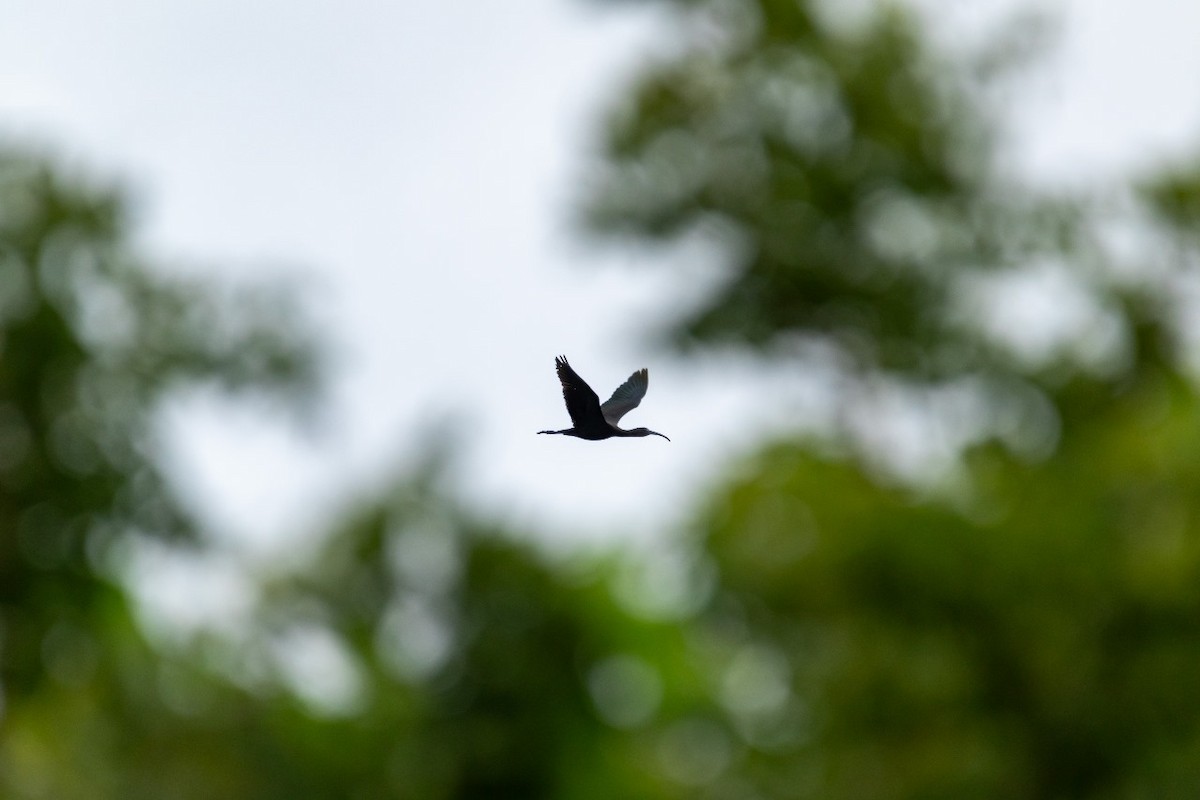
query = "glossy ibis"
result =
(538, 355, 670, 441)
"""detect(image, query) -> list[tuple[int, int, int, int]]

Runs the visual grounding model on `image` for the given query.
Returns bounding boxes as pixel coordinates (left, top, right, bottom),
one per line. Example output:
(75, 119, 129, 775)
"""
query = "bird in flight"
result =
(538, 355, 670, 441)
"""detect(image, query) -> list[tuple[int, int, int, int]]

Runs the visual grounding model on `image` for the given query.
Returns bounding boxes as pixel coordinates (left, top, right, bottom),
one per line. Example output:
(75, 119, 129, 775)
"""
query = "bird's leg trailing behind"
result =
(537, 428, 577, 437)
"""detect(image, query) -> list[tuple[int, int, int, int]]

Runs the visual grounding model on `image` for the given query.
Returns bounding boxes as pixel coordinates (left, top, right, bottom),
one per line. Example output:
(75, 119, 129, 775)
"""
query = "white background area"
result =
(3, 0, 1200, 556)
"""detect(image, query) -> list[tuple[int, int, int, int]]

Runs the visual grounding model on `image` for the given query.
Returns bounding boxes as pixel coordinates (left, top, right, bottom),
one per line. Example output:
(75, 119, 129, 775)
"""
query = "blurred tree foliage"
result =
(583, 0, 1189, 451)
(6, 0, 1200, 798)
(576, 0, 1200, 796)
(0, 148, 319, 797)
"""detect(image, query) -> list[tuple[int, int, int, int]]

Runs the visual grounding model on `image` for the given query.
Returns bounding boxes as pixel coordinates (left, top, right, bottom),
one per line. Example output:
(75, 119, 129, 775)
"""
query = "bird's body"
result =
(538, 355, 670, 442)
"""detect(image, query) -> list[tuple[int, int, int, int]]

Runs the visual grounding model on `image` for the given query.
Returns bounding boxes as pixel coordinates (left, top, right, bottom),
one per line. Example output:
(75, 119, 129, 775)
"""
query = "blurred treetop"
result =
(0, 148, 316, 709)
(584, 0, 1200, 472)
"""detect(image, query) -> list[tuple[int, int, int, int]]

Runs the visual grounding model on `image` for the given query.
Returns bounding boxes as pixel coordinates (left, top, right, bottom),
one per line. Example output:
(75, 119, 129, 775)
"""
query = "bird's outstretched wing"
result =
(554, 355, 603, 429)
(601, 368, 648, 425)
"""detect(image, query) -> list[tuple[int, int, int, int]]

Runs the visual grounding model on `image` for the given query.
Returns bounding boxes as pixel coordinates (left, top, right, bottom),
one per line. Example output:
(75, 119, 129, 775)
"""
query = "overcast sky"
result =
(4, 0, 1200, 556)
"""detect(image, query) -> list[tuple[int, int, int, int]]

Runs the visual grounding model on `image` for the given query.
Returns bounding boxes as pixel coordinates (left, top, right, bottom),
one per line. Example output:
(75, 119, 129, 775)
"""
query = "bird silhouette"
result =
(538, 355, 670, 441)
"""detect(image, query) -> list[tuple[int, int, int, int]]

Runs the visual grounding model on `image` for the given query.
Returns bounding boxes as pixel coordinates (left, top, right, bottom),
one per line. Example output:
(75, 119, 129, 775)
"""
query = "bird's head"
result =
(629, 427, 670, 441)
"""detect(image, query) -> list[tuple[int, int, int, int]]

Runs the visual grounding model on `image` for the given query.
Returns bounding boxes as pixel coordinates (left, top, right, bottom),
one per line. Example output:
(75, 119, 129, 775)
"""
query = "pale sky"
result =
(3, 0, 1200, 557)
